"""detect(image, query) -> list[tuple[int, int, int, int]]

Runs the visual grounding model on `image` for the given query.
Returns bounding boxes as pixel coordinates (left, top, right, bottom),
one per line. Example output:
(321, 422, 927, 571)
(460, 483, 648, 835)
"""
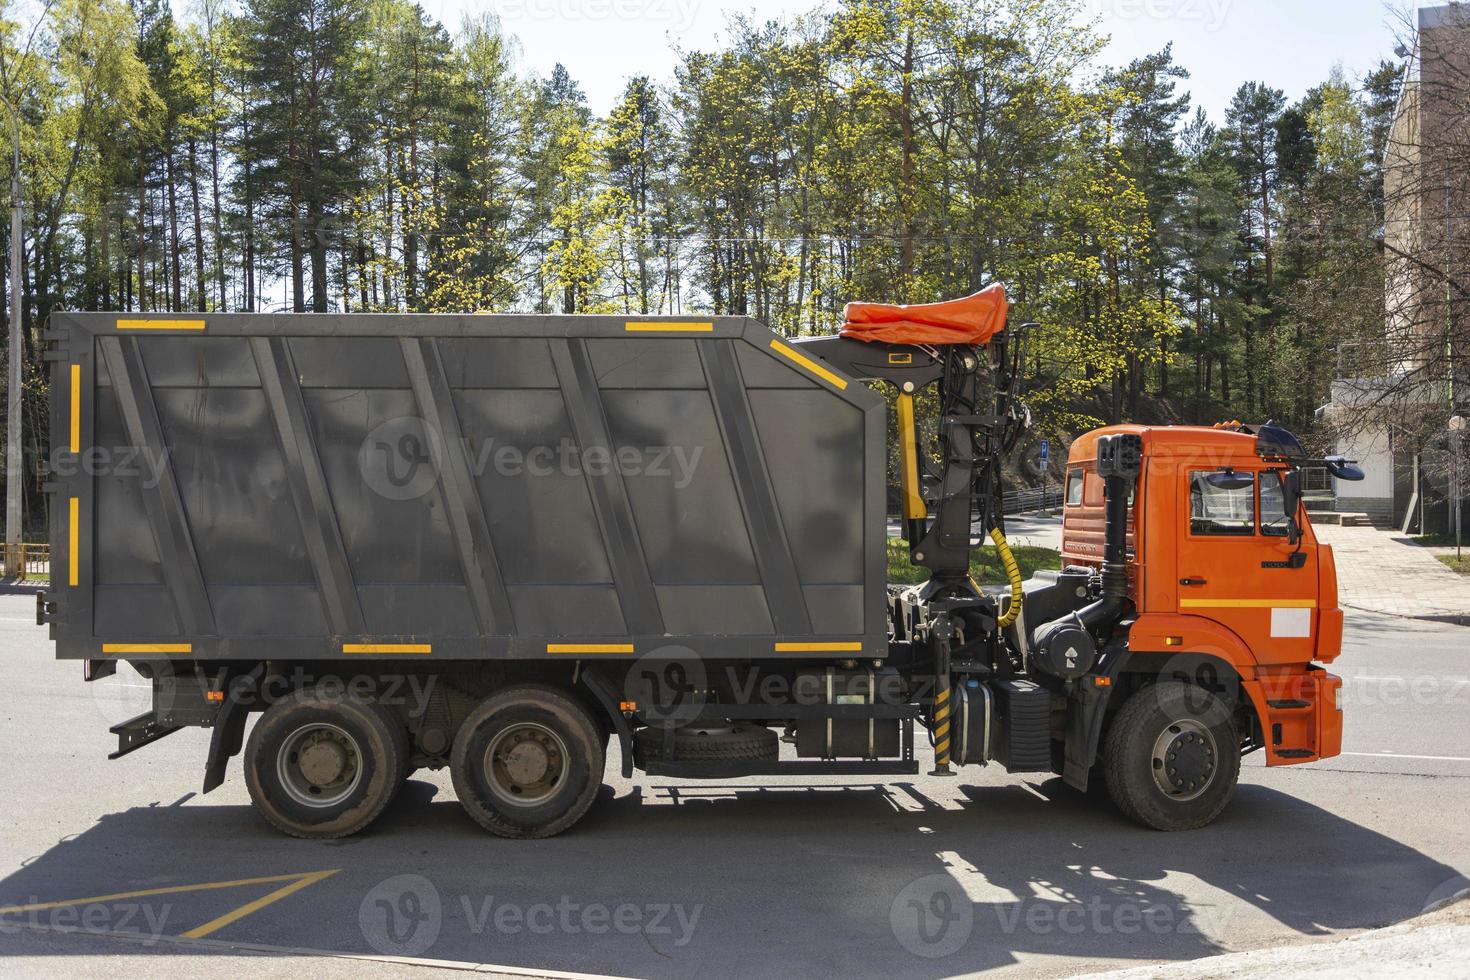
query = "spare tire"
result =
(634, 722, 778, 762)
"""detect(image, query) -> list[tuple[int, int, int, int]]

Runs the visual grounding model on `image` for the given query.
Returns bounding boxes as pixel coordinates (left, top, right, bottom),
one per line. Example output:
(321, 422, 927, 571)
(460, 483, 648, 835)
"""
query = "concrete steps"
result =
(1305, 511, 1375, 527)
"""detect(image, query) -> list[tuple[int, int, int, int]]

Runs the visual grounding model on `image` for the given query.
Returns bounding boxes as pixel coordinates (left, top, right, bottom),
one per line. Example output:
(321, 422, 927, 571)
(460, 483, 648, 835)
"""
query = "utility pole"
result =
(2, 96, 20, 573)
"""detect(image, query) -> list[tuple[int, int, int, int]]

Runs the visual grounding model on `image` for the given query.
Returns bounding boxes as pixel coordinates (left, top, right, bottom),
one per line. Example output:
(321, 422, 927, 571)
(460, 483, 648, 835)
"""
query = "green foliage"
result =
(885, 535, 1061, 586)
(0, 0, 1410, 532)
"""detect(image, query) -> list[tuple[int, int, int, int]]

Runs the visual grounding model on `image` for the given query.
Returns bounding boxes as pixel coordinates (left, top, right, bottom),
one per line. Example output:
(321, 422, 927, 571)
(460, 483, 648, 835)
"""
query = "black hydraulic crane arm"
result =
(793, 329, 1030, 596)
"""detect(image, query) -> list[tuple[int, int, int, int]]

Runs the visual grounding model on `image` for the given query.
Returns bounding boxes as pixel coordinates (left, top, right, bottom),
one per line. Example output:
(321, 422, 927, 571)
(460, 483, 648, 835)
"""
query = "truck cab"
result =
(1061, 424, 1344, 770)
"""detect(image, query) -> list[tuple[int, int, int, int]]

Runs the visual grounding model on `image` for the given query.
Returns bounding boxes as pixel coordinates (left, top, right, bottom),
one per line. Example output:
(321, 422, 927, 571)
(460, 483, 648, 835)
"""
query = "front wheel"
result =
(450, 684, 605, 838)
(1102, 681, 1240, 831)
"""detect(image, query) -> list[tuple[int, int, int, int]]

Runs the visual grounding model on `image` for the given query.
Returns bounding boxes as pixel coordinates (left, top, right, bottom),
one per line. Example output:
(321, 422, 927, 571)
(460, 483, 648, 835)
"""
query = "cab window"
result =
(1189, 471, 1255, 535)
(1259, 471, 1291, 536)
(1065, 469, 1084, 506)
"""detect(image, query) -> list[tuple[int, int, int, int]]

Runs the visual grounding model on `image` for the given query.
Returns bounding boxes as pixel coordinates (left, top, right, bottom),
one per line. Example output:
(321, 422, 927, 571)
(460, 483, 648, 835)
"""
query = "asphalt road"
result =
(1, 593, 1467, 979)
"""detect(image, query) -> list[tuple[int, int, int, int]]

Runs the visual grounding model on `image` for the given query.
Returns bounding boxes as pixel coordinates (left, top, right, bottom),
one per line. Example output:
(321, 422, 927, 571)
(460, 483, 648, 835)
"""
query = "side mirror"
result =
(1325, 455, 1366, 482)
(1283, 469, 1304, 545)
(1204, 468, 1254, 491)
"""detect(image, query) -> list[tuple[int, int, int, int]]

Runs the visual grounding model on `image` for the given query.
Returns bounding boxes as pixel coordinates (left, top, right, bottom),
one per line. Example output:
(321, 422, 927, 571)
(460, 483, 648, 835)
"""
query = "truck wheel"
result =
(450, 685, 605, 839)
(244, 689, 405, 839)
(371, 702, 412, 787)
(1102, 681, 1240, 831)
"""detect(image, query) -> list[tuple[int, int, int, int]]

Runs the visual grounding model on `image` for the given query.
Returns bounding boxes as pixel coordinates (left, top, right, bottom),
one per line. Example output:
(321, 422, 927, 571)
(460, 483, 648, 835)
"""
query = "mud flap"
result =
(580, 669, 636, 778)
(1062, 642, 1131, 790)
(1063, 683, 1111, 790)
(203, 664, 265, 794)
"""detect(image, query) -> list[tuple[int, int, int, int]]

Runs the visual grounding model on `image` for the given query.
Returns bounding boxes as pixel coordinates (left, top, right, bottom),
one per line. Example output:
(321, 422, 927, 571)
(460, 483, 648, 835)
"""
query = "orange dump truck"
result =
(49, 289, 1361, 838)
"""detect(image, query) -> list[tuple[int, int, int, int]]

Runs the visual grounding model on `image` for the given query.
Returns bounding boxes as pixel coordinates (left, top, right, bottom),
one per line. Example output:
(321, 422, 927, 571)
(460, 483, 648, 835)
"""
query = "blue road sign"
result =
(1038, 439, 1049, 464)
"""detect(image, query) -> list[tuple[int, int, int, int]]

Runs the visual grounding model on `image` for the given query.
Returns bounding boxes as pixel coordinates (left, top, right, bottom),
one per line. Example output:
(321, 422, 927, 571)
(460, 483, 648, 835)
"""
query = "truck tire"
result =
(1102, 681, 1240, 831)
(450, 685, 605, 839)
(243, 689, 406, 839)
(633, 723, 778, 762)
(370, 701, 413, 787)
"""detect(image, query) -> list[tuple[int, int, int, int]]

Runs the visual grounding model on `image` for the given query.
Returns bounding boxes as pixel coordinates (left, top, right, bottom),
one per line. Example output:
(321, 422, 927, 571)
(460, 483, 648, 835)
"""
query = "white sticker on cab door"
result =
(1271, 607, 1312, 638)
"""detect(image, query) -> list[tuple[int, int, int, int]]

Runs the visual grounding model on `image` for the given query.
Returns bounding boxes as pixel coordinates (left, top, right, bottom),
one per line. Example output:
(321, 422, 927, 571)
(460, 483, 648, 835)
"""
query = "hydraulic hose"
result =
(989, 528, 1023, 628)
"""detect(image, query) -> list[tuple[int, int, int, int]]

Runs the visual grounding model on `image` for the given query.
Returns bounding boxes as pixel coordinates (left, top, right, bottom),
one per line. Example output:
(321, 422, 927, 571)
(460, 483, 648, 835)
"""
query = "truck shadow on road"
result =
(0, 774, 1458, 978)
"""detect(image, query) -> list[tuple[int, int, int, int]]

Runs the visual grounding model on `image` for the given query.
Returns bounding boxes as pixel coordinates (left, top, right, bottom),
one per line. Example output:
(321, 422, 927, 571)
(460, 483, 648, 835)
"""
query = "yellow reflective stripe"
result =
(343, 643, 432, 654)
(69, 364, 80, 452)
(933, 723, 950, 739)
(896, 393, 925, 519)
(102, 643, 192, 654)
(934, 687, 949, 704)
(68, 497, 78, 587)
(116, 318, 206, 330)
(774, 641, 864, 653)
(624, 321, 714, 332)
(546, 643, 635, 654)
(1178, 598, 1316, 609)
(768, 339, 849, 390)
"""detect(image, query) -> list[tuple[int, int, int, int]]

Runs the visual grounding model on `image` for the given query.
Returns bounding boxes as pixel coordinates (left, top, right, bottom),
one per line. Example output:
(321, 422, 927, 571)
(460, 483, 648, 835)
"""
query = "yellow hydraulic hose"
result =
(989, 528, 1023, 628)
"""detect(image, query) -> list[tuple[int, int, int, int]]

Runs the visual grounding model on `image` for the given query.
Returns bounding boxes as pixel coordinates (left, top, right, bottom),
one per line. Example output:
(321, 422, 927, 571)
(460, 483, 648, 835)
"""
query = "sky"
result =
(411, 0, 1422, 119)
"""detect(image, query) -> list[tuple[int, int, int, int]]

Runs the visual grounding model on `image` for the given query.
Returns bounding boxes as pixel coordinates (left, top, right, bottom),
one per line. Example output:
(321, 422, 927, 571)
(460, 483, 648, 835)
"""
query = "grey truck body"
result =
(44, 313, 887, 664)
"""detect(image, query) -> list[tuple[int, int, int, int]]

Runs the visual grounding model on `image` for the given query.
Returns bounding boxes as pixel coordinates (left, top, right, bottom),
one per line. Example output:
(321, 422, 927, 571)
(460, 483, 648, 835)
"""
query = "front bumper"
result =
(1244, 668, 1342, 765)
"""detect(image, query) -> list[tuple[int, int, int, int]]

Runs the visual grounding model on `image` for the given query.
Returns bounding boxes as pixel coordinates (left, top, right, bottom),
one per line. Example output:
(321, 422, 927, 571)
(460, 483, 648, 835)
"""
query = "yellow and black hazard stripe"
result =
(933, 684, 952, 766)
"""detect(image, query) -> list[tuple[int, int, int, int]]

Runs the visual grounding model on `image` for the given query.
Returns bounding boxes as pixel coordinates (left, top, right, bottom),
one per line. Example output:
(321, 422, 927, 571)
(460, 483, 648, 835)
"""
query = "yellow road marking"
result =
(0, 870, 339, 918)
(547, 643, 635, 654)
(69, 364, 80, 452)
(342, 643, 432, 655)
(1179, 598, 1317, 609)
(774, 641, 865, 653)
(768, 339, 849, 390)
(180, 869, 339, 939)
(624, 321, 714, 333)
(102, 643, 192, 654)
(68, 497, 78, 587)
(116, 319, 206, 331)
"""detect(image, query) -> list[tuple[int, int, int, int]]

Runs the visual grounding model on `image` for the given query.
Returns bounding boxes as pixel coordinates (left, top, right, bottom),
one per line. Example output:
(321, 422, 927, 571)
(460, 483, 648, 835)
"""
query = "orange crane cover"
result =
(840, 283, 1008, 346)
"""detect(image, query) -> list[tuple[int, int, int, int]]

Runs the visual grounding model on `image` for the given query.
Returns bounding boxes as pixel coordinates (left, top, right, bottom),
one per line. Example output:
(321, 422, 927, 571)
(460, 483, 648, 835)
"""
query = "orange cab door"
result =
(1174, 467, 1319, 666)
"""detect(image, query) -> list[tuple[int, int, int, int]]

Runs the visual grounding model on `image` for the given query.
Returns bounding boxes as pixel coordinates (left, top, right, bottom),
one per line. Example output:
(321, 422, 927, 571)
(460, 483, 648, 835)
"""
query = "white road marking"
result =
(1342, 752, 1470, 763)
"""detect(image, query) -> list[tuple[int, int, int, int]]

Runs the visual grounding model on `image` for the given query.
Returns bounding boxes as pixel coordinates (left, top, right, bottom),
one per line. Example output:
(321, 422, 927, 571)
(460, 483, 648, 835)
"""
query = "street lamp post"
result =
(1, 96, 19, 574)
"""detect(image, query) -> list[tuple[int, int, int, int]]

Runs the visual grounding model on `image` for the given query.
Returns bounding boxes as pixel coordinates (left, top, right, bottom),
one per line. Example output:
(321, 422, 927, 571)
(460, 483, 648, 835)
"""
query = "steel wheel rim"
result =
(278, 722, 364, 808)
(1150, 718, 1218, 802)
(483, 722, 568, 807)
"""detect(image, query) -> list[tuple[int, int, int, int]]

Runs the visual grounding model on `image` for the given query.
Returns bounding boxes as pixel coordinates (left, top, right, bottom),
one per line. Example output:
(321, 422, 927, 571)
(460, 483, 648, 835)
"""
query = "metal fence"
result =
(2, 544, 50, 582)
(1001, 486, 1063, 515)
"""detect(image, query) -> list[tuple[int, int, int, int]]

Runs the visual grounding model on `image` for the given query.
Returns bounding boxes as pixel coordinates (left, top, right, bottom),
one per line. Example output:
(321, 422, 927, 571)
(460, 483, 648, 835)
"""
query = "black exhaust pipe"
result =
(1030, 434, 1141, 679)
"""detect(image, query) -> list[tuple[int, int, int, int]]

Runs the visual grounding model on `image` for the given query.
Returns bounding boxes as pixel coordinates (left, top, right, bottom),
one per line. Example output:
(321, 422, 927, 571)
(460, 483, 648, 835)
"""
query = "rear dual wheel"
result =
(450, 684, 605, 839)
(244, 689, 407, 839)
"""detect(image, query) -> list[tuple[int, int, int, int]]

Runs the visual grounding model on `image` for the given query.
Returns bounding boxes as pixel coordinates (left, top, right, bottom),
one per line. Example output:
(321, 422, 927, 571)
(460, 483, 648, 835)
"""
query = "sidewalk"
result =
(1081, 898, 1470, 979)
(1315, 523, 1470, 622)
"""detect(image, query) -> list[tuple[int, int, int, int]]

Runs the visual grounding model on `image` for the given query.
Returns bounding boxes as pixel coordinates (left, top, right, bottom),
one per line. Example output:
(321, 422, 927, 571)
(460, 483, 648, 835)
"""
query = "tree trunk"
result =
(166, 143, 183, 312)
(188, 137, 206, 310)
